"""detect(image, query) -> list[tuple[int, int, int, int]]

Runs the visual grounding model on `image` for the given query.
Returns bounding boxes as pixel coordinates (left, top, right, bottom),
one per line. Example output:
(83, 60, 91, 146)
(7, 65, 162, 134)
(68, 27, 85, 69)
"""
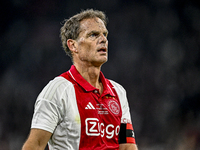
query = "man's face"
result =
(75, 17, 108, 67)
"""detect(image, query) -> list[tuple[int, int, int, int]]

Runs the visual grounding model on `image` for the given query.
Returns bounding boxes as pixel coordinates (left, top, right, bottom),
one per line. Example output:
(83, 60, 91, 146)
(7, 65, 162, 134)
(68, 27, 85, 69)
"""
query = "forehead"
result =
(79, 17, 107, 32)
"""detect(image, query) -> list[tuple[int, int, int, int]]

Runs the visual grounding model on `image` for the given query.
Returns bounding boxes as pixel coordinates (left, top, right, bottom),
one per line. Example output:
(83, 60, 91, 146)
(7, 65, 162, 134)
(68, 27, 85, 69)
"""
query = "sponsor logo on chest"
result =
(85, 118, 120, 139)
(83, 98, 121, 139)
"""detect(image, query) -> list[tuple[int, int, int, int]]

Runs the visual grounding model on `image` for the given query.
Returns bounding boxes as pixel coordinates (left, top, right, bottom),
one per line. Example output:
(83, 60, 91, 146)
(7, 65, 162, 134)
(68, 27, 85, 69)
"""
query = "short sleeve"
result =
(109, 80, 136, 144)
(109, 80, 132, 123)
(31, 99, 60, 133)
(31, 77, 65, 133)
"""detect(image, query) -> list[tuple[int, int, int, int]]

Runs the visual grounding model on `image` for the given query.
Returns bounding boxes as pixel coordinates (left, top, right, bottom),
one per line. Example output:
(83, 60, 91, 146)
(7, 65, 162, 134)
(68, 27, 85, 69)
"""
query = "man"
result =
(22, 9, 138, 150)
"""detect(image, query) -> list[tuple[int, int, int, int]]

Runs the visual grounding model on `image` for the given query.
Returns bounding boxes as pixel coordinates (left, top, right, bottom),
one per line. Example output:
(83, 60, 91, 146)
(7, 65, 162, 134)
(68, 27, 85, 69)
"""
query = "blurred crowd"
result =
(0, 0, 200, 149)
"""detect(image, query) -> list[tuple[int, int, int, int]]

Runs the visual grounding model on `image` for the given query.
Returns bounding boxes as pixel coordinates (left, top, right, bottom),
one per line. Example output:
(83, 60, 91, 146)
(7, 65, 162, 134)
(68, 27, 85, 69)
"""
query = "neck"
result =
(74, 63, 102, 90)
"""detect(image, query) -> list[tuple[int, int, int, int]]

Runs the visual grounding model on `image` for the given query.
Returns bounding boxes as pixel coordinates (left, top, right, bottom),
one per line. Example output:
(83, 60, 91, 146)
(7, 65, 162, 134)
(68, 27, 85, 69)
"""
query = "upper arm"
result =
(110, 81, 138, 150)
(119, 143, 138, 150)
(22, 128, 52, 150)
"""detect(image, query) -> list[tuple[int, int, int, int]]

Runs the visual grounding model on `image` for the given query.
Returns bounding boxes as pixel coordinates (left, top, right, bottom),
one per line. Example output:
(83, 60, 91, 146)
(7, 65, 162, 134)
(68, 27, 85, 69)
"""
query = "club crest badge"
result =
(108, 100, 120, 115)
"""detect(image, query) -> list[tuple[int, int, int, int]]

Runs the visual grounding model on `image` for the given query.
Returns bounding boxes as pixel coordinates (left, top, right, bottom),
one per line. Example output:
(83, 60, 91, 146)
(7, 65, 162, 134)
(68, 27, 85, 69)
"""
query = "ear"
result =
(67, 39, 78, 53)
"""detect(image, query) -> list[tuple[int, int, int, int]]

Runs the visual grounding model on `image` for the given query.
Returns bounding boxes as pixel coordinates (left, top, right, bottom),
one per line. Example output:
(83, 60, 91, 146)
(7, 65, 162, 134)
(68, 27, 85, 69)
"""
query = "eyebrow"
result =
(87, 30, 108, 36)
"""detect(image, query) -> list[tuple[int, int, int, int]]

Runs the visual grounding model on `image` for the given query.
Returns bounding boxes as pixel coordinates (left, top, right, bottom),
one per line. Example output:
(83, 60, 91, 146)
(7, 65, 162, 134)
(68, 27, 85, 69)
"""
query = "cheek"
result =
(77, 38, 97, 57)
(79, 42, 95, 53)
(78, 44, 94, 60)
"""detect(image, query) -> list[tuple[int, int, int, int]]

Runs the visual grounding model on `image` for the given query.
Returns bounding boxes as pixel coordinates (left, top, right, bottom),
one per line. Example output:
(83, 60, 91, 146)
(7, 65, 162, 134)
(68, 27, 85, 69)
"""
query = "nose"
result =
(99, 34, 107, 43)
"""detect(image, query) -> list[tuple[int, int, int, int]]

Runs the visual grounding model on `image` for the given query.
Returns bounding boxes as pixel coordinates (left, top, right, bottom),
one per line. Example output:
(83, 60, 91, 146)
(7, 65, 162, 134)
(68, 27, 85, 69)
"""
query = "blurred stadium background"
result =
(0, 0, 200, 149)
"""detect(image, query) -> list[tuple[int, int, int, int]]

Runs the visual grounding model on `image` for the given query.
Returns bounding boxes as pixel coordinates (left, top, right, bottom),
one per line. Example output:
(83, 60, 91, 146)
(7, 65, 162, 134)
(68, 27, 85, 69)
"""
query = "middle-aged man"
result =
(22, 9, 138, 150)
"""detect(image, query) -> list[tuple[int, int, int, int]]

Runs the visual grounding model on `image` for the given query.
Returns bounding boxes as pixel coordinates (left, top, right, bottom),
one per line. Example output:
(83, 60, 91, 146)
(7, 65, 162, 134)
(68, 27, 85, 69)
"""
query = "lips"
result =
(97, 47, 107, 52)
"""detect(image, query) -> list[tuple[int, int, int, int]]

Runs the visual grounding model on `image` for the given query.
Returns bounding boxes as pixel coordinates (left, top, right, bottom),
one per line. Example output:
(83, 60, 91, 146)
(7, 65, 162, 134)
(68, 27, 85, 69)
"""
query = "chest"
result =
(74, 85, 122, 138)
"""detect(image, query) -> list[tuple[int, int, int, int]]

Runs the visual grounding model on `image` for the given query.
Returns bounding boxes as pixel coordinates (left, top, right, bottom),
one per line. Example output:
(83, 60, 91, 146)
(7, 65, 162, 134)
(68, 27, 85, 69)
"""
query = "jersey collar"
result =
(68, 65, 115, 97)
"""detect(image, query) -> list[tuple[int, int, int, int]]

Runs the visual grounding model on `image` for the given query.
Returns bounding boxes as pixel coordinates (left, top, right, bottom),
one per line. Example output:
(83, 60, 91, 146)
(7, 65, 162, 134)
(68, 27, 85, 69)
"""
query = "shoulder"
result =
(108, 79, 128, 107)
(46, 76, 72, 88)
(37, 76, 73, 101)
(108, 79, 126, 94)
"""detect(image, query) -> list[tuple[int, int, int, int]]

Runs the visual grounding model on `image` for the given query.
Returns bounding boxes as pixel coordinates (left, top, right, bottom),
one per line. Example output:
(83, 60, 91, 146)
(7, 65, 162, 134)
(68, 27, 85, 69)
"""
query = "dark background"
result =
(0, 0, 200, 149)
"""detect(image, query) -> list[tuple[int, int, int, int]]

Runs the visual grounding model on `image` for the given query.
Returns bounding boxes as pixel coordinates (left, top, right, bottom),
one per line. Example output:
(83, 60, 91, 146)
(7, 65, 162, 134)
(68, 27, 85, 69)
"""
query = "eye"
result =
(90, 33, 98, 37)
(103, 30, 108, 37)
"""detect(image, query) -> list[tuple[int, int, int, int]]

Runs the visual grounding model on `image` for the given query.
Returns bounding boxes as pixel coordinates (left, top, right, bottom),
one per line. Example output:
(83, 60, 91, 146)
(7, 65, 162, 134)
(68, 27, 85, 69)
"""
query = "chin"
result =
(100, 57, 108, 63)
(93, 59, 107, 67)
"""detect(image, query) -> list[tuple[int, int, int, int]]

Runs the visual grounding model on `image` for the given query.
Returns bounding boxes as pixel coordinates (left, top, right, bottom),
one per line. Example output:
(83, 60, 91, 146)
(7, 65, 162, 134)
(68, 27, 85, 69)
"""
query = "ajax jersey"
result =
(31, 65, 135, 149)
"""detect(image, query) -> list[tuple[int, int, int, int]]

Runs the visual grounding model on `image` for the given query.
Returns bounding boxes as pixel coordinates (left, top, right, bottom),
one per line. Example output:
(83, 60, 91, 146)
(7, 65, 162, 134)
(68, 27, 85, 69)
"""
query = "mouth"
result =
(97, 47, 107, 53)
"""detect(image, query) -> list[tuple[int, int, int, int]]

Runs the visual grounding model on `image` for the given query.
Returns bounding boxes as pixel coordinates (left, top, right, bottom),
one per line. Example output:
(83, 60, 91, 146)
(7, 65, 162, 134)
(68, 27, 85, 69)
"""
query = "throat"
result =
(96, 82, 103, 95)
